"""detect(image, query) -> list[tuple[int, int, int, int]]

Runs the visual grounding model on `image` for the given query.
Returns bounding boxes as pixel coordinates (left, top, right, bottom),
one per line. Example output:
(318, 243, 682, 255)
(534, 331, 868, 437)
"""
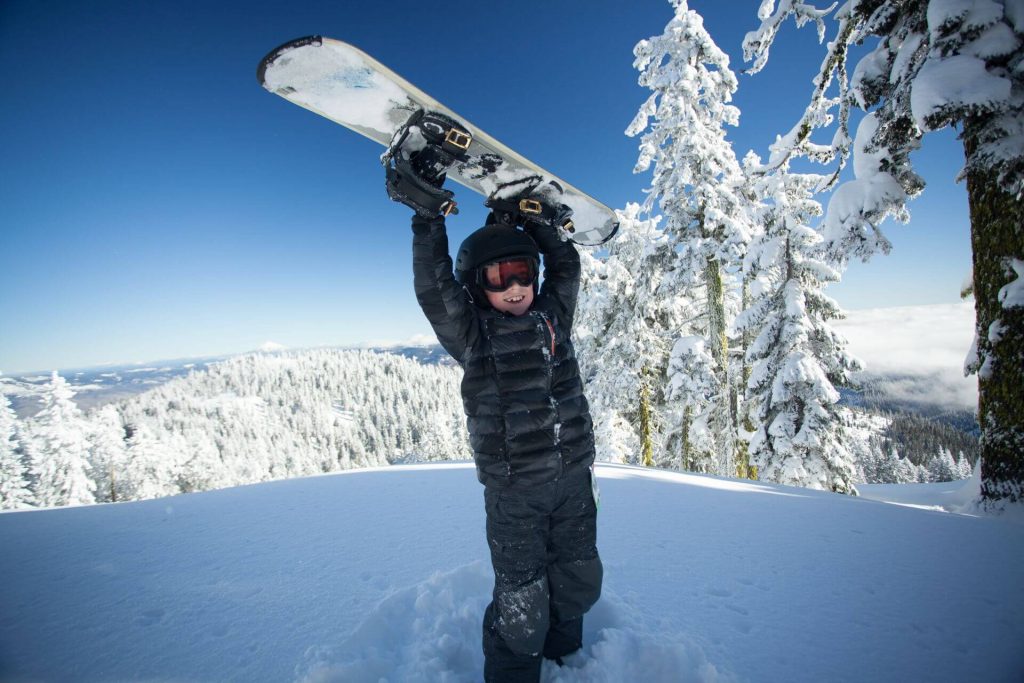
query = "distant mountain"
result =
(839, 376, 979, 435)
(838, 376, 980, 471)
(381, 344, 457, 367)
(2, 345, 453, 419)
(2, 356, 226, 418)
(882, 411, 980, 467)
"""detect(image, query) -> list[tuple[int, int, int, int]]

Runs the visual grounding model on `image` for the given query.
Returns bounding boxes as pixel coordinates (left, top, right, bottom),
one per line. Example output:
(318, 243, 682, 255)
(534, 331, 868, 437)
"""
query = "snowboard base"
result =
(258, 36, 618, 246)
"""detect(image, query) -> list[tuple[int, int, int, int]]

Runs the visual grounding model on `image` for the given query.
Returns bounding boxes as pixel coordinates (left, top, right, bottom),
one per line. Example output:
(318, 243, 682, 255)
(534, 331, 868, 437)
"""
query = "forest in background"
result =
(0, 347, 974, 509)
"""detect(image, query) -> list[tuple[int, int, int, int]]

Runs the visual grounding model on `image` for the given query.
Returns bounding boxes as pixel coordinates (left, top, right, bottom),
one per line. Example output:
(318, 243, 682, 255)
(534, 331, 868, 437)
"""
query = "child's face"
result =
(485, 282, 534, 316)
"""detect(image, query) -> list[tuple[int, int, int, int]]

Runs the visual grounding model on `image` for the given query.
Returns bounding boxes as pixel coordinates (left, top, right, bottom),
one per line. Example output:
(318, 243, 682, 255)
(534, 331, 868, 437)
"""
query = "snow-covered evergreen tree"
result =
(871, 446, 920, 484)
(96, 349, 466, 501)
(0, 390, 33, 509)
(28, 372, 95, 508)
(664, 336, 720, 471)
(88, 404, 128, 503)
(176, 436, 227, 495)
(122, 423, 180, 500)
(956, 451, 974, 480)
(627, 0, 754, 475)
(735, 159, 862, 493)
(576, 204, 682, 465)
(743, 0, 1024, 504)
(902, 451, 924, 484)
(929, 447, 958, 482)
(0, 350, 468, 507)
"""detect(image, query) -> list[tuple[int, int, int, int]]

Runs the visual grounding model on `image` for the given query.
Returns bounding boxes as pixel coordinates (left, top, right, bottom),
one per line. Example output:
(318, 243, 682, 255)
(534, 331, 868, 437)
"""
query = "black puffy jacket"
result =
(411, 215, 596, 489)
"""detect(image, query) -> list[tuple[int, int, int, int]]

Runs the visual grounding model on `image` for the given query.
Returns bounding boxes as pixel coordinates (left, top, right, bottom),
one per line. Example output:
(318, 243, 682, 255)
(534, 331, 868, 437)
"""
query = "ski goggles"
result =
(478, 257, 538, 292)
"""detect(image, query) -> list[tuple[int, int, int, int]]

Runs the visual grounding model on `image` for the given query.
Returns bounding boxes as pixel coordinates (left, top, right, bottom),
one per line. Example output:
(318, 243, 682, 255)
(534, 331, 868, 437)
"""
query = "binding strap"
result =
(383, 109, 472, 217)
(486, 194, 575, 234)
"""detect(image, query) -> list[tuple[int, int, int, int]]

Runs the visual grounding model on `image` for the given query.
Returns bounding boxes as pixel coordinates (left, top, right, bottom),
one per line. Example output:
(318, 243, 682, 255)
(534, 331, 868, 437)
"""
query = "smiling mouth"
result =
(504, 295, 525, 304)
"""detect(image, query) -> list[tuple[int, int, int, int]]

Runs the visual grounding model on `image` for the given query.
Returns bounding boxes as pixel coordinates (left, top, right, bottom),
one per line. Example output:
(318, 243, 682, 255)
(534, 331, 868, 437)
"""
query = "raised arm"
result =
(527, 222, 581, 328)
(411, 214, 475, 363)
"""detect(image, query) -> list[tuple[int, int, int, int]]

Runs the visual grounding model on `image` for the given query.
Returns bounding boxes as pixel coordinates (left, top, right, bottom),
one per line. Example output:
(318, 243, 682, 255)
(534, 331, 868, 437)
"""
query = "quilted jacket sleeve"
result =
(528, 222, 581, 329)
(411, 214, 475, 363)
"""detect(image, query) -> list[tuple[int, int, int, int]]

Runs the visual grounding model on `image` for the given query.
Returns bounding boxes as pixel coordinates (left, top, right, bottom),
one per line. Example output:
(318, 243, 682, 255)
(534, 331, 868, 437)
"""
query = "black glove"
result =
(386, 154, 457, 218)
(384, 110, 471, 218)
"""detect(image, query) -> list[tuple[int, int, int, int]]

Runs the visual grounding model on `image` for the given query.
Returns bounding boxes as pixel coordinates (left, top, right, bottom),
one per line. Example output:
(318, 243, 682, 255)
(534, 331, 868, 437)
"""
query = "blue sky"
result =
(0, 0, 973, 374)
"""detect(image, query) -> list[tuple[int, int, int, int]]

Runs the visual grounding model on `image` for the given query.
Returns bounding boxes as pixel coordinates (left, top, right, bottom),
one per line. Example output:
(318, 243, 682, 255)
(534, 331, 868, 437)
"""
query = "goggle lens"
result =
(480, 258, 537, 291)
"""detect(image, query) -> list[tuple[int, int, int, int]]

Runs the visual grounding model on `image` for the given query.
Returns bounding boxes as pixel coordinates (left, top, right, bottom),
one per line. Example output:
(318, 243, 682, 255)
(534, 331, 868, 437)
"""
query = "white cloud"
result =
(833, 302, 978, 411)
(401, 334, 440, 347)
(0, 380, 39, 397)
(355, 333, 439, 349)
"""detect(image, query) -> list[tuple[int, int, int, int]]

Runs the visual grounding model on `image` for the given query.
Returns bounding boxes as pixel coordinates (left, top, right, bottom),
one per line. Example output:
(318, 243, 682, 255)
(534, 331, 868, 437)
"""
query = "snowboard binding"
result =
(384, 109, 473, 217)
(485, 178, 576, 236)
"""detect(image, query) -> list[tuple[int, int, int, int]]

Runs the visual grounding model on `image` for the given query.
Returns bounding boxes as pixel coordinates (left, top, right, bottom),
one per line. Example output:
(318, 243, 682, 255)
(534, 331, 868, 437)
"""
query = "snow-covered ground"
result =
(1, 463, 1021, 682)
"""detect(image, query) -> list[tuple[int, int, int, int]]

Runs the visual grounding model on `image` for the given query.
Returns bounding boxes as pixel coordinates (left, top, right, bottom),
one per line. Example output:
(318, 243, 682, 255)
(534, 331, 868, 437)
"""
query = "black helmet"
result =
(455, 225, 540, 303)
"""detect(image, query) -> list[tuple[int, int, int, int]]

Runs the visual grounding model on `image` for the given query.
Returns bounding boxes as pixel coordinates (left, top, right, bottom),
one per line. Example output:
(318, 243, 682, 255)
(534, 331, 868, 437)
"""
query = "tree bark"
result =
(964, 125, 1024, 505)
(639, 371, 654, 468)
(704, 255, 734, 474)
(680, 404, 693, 471)
(736, 277, 756, 480)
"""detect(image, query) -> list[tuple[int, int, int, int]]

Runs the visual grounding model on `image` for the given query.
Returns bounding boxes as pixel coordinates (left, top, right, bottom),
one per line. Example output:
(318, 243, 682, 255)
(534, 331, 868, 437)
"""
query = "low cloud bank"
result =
(833, 302, 977, 413)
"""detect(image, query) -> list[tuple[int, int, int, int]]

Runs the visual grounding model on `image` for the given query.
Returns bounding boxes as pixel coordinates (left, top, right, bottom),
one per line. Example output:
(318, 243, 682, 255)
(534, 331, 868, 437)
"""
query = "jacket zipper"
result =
(540, 313, 556, 358)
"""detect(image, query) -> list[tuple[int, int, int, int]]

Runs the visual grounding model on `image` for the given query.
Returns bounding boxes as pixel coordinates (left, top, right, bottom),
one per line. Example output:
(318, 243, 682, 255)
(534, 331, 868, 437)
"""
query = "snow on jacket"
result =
(411, 215, 596, 489)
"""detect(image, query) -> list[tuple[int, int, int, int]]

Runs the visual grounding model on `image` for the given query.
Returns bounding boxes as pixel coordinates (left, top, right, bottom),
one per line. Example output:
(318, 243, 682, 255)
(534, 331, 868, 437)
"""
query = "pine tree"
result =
(735, 277, 759, 480)
(665, 336, 719, 471)
(122, 423, 181, 501)
(895, 448, 921, 484)
(575, 204, 681, 465)
(88, 404, 128, 502)
(743, 0, 1024, 505)
(857, 434, 881, 483)
(0, 390, 33, 509)
(28, 372, 96, 508)
(736, 161, 863, 493)
(93, 349, 467, 499)
(929, 446, 959, 482)
(627, 0, 754, 475)
(956, 450, 974, 480)
(875, 445, 898, 483)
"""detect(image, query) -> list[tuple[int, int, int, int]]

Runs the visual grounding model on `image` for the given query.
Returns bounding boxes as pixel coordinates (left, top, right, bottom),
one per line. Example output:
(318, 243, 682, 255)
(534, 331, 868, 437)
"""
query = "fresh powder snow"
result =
(999, 257, 1024, 308)
(1, 462, 1022, 682)
(910, 54, 1012, 130)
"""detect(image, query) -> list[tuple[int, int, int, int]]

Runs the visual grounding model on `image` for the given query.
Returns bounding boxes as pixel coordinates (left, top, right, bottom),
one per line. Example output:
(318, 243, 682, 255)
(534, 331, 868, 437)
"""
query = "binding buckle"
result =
(562, 218, 575, 233)
(519, 199, 543, 215)
(444, 128, 472, 151)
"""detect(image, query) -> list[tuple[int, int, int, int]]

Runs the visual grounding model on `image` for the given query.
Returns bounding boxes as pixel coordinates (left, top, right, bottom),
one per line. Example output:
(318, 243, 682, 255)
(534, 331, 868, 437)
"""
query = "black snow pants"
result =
(482, 465, 602, 683)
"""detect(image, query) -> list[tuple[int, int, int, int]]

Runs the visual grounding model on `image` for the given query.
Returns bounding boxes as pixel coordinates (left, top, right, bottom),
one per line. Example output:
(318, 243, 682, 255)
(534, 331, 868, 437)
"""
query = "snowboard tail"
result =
(258, 36, 618, 246)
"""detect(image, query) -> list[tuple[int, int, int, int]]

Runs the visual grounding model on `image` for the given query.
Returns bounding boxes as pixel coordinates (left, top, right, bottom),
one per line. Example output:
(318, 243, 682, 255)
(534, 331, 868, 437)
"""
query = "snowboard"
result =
(257, 36, 619, 246)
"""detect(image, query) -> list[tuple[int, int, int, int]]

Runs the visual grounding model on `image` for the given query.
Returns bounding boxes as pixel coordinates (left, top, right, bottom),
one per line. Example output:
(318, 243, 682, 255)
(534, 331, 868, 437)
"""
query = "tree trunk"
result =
(736, 277, 757, 480)
(639, 372, 654, 467)
(680, 404, 693, 471)
(110, 463, 118, 503)
(964, 126, 1024, 505)
(705, 256, 728, 377)
(704, 255, 734, 474)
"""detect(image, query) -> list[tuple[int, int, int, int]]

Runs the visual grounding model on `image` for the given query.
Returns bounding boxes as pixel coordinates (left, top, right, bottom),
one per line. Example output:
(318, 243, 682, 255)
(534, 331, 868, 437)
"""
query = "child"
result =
(410, 209, 603, 682)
